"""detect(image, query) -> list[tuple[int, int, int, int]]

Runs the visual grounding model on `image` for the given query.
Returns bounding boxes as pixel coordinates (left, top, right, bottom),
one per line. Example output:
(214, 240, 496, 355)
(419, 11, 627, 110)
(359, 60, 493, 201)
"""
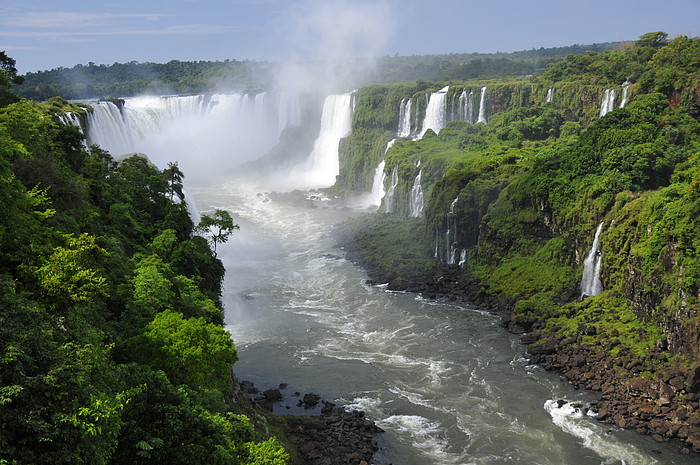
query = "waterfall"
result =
(458, 249, 467, 268)
(384, 165, 399, 213)
(599, 89, 616, 117)
(398, 98, 412, 138)
(291, 93, 354, 188)
(546, 88, 554, 104)
(619, 82, 631, 108)
(409, 168, 424, 218)
(278, 92, 301, 134)
(86, 100, 136, 156)
(581, 222, 604, 298)
(457, 89, 477, 124)
(417, 86, 449, 139)
(366, 160, 387, 208)
(477, 87, 488, 124)
(84, 92, 303, 182)
(59, 111, 82, 128)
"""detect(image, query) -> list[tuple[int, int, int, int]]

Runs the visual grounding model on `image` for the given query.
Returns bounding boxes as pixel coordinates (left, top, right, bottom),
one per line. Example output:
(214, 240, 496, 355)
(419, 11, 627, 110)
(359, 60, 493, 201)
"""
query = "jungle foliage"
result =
(0, 79, 287, 464)
(341, 33, 700, 368)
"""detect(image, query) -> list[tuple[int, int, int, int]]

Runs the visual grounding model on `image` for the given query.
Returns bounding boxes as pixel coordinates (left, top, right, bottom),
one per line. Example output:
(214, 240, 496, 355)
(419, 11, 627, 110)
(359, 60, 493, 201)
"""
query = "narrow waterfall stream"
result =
(191, 185, 694, 465)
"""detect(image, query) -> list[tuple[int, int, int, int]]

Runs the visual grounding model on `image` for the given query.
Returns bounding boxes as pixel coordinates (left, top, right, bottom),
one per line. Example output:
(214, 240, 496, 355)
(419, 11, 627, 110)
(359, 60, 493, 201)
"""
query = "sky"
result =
(2, 0, 699, 75)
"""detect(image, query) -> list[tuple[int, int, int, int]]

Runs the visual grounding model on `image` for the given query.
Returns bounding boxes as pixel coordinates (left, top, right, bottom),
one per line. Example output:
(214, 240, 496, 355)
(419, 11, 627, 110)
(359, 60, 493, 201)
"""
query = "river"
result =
(191, 183, 696, 465)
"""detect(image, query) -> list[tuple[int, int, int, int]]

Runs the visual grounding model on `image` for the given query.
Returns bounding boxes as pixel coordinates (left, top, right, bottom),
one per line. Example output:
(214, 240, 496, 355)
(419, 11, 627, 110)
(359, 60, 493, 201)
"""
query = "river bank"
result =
(336, 216, 700, 455)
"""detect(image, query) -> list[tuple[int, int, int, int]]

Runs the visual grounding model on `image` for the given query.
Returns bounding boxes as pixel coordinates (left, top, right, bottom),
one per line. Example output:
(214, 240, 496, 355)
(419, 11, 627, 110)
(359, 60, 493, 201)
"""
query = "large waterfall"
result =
(417, 86, 449, 139)
(581, 222, 604, 298)
(85, 92, 302, 183)
(288, 93, 354, 189)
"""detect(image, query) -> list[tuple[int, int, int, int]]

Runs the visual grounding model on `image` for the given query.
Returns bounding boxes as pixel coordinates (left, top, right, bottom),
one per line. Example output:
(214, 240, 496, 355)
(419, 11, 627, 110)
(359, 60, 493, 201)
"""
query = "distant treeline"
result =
(17, 42, 616, 100)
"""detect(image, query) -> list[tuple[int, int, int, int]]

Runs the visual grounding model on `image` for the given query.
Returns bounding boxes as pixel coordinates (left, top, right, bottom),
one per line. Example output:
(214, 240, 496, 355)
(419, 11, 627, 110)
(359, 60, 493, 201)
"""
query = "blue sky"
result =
(2, 0, 699, 74)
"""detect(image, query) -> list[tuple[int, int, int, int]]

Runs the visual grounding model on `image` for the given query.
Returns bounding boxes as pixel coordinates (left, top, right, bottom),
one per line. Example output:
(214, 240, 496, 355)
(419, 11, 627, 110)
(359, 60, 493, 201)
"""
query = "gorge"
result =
(3, 30, 700, 465)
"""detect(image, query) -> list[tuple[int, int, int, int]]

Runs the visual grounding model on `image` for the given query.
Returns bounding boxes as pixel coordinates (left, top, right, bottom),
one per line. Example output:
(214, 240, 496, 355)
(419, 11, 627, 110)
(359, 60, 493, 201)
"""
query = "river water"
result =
(191, 183, 695, 465)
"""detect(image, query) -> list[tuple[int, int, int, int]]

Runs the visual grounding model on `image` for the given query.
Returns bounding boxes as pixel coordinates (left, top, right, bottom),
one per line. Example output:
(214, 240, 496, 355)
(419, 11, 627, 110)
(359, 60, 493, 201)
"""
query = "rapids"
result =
(193, 185, 695, 465)
(82, 92, 696, 464)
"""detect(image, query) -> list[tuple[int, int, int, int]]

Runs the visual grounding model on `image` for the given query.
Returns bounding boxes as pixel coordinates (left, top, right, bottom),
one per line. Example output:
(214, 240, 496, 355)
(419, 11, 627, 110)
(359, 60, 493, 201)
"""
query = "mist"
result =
(269, 0, 396, 94)
(83, 0, 398, 193)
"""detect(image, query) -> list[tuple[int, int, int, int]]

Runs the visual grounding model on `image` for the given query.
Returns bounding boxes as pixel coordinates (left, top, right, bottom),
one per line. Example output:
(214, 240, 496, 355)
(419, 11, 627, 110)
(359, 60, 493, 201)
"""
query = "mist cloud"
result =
(269, 0, 397, 93)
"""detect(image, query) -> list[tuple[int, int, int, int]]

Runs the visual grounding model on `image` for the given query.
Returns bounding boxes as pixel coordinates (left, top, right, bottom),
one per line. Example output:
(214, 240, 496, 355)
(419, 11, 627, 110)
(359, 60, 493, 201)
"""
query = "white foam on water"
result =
(379, 415, 465, 464)
(545, 400, 659, 465)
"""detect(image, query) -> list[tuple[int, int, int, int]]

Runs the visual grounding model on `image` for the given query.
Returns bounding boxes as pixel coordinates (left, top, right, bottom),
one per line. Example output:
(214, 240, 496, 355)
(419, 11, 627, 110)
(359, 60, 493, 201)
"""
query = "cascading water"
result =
(84, 92, 302, 183)
(477, 86, 488, 123)
(619, 82, 631, 108)
(398, 98, 413, 138)
(363, 139, 396, 208)
(457, 89, 476, 124)
(288, 92, 354, 189)
(446, 197, 459, 264)
(417, 86, 449, 139)
(458, 249, 467, 268)
(409, 168, 424, 218)
(366, 160, 387, 208)
(384, 165, 399, 213)
(546, 87, 554, 104)
(581, 222, 604, 298)
(59, 111, 82, 128)
(103, 88, 695, 465)
(599, 89, 616, 117)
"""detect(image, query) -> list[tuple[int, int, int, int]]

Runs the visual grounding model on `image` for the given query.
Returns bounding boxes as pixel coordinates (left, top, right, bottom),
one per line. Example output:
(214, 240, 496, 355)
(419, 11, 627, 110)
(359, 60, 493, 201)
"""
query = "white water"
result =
(189, 186, 694, 465)
(599, 89, 616, 117)
(409, 169, 424, 218)
(79, 92, 696, 465)
(286, 93, 354, 189)
(417, 86, 449, 139)
(398, 98, 413, 138)
(581, 222, 604, 298)
(384, 165, 399, 213)
(458, 89, 475, 124)
(546, 87, 554, 104)
(477, 86, 488, 123)
(620, 82, 631, 108)
(84, 93, 301, 183)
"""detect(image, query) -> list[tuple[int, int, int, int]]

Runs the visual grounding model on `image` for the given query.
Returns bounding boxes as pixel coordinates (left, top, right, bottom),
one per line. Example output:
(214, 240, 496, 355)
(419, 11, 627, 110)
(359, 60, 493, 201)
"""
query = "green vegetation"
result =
(16, 42, 616, 101)
(339, 33, 700, 376)
(0, 69, 287, 464)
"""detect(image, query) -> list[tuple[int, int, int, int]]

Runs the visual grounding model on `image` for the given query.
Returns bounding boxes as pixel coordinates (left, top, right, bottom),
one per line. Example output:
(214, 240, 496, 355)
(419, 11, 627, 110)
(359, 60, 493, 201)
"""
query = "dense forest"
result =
(2, 28, 700, 462)
(16, 42, 615, 101)
(0, 54, 289, 464)
(335, 31, 700, 452)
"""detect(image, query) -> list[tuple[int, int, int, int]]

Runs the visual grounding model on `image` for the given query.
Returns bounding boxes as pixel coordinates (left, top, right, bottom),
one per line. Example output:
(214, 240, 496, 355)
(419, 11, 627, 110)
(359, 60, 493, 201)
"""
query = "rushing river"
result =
(192, 183, 695, 465)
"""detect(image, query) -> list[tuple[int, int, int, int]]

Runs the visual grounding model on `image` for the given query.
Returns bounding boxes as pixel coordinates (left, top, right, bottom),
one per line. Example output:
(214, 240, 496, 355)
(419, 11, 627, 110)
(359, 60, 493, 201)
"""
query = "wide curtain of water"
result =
(195, 185, 694, 465)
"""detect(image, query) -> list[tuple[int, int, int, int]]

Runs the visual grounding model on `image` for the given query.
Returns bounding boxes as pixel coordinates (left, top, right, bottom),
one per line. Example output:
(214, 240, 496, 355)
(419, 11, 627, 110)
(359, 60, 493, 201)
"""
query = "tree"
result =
(195, 209, 239, 254)
(127, 309, 238, 393)
(163, 161, 184, 202)
(0, 51, 23, 106)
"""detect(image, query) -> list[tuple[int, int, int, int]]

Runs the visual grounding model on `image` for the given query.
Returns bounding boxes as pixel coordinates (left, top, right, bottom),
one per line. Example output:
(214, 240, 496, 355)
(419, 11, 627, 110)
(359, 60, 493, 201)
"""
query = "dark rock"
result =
(263, 388, 283, 401)
(240, 380, 259, 394)
(303, 392, 321, 406)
